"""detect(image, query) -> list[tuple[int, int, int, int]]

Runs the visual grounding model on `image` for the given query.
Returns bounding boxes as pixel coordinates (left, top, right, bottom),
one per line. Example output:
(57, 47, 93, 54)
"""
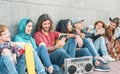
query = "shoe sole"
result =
(94, 69, 110, 72)
(106, 60, 116, 63)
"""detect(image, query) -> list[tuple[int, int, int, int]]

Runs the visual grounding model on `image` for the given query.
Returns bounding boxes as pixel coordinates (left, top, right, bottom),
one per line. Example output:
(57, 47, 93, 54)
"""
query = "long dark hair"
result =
(56, 19, 70, 33)
(35, 14, 53, 32)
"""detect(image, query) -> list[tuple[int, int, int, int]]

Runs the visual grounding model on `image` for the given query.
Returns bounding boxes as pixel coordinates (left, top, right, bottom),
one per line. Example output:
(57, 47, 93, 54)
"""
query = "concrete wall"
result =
(0, 0, 120, 37)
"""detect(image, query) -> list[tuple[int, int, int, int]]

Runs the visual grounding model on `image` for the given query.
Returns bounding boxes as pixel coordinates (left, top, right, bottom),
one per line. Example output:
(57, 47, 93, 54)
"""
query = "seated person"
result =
(12, 18, 60, 74)
(103, 17, 119, 60)
(0, 24, 24, 74)
(34, 14, 76, 68)
(90, 20, 115, 62)
(56, 19, 110, 72)
(71, 18, 108, 64)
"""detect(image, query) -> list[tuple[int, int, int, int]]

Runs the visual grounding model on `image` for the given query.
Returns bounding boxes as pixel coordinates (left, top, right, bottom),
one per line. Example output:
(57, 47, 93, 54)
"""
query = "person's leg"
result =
(0, 55, 18, 74)
(75, 48, 92, 57)
(36, 45, 62, 73)
(94, 36, 109, 56)
(83, 38, 100, 57)
(50, 48, 71, 67)
(83, 38, 107, 63)
(63, 38, 76, 57)
(16, 54, 26, 74)
(16, 52, 46, 74)
(75, 48, 96, 65)
(33, 51, 47, 74)
(0, 56, 8, 74)
(36, 45, 52, 68)
(75, 48, 110, 72)
(94, 36, 115, 62)
(52, 65, 62, 74)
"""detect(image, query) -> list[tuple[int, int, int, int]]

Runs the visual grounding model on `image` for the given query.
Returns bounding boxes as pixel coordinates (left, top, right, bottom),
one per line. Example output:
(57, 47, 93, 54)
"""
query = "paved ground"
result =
(92, 61, 120, 74)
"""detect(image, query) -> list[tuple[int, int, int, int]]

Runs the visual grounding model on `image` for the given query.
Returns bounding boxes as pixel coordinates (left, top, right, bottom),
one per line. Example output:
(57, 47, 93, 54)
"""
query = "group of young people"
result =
(0, 13, 119, 74)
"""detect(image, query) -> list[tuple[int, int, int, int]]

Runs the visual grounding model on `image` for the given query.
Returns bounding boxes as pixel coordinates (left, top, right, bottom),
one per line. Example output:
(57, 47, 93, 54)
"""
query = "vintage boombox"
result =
(64, 56, 93, 74)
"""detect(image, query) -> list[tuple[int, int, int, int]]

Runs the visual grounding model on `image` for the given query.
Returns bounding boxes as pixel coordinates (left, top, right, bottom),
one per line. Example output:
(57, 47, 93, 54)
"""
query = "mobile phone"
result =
(59, 34, 68, 40)
(102, 28, 105, 34)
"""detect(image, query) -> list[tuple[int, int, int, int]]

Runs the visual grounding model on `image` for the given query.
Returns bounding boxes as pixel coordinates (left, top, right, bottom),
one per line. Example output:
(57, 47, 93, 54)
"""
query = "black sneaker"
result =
(94, 64, 110, 72)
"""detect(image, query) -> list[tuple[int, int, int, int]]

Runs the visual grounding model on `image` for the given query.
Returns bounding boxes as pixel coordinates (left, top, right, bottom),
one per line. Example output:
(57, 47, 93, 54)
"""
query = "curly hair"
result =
(56, 19, 70, 33)
(35, 14, 53, 32)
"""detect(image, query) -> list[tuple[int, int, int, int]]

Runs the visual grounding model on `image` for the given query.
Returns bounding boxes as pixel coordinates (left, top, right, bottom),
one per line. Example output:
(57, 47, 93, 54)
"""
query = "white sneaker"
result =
(102, 55, 116, 62)
(96, 56, 108, 64)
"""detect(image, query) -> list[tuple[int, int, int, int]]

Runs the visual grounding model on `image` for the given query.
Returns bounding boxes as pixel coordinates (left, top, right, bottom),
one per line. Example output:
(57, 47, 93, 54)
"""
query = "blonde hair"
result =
(0, 24, 8, 36)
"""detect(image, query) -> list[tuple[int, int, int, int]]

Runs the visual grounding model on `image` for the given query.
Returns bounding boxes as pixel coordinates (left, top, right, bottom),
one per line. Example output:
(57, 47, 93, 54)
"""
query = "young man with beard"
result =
(34, 14, 77, 69)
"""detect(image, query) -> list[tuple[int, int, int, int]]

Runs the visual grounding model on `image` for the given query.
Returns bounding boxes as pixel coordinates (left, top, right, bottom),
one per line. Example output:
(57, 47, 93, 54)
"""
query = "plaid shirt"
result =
(0, 41, 24, 57)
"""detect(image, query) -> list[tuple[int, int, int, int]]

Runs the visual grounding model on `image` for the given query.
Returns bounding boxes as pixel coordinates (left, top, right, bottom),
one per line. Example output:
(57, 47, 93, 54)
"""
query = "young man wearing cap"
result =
(71, 18, 110, 71)
(71, 18, 105, 59)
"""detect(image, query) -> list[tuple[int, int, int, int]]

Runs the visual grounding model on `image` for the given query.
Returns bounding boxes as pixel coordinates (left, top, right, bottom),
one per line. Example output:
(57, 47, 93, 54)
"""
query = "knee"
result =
(83, 38, 89, 43)
(55, 49, 67, 55)
(80, 48, 89, 53)
(1, 48, 12, 56)
(52, 65, 60, 71)
(86, 38, 93, 42)
(68, 38, 76, 43)
(99, 36, 105, 41)
(39, 45, 46, 48)
(56, 49, 66, 53)
(37, 45, 47, 51)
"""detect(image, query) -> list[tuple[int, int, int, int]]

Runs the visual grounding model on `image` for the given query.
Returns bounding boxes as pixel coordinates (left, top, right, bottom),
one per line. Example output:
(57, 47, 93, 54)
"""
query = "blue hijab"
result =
(12, 18, 37, 49)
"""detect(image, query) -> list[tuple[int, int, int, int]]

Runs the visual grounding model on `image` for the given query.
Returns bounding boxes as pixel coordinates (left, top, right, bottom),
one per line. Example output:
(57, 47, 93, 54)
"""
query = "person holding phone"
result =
(34, 14, 77, 68)
(90, 20, 115, 62)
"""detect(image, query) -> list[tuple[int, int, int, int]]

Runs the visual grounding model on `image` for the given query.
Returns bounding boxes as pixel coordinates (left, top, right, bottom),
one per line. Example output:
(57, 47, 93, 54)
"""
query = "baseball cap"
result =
(109, 17, 120, 26)
(71, 17, 84, 26)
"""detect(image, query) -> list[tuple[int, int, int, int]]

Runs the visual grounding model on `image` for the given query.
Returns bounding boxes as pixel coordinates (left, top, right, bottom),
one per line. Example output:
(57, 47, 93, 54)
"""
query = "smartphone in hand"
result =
(59, 34, 67, 40)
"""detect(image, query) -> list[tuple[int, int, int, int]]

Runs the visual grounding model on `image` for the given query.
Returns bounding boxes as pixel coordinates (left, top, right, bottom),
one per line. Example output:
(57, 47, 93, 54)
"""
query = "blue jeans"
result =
(94, 36, 109, 56)
(50, 38, 76, 66)
(16, 51, 46, 74)
(82, 38, 100, 57)
(75, 48, 96, 65)
(75, 48, 92, 57)
(63, 38, 77, 57)
(0, 55, 18, 74)
(50, 48, 71, 66)
(36, 45, 60, 71)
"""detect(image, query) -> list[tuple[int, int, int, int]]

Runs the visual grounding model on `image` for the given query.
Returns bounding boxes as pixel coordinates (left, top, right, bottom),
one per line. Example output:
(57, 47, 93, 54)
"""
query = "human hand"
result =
(55, 37, 66, 48)
(75, 35, 83, 48)
(79, 33, 85, 38)
(12, 54, 17, 64)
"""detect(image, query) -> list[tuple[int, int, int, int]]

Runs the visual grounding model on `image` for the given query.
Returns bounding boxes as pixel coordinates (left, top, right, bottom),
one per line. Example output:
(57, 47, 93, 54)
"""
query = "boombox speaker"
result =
(64, 56, 93, 74)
